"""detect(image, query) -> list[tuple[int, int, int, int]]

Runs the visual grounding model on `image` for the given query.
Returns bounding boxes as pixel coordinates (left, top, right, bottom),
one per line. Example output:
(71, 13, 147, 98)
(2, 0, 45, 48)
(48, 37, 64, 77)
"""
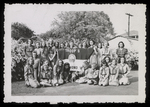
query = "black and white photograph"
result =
(4, 4, 146, 103)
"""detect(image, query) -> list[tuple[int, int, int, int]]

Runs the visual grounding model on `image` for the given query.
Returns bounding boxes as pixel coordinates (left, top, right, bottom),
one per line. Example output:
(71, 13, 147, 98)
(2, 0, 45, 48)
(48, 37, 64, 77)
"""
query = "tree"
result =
(50, 11, 116, 43)
(11, 22, 34, 40)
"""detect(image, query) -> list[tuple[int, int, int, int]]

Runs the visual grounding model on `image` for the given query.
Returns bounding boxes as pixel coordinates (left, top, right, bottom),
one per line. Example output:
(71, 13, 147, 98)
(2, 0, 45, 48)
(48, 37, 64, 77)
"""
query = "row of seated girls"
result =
(24, 55, 130, 88)
(76, 56, 130, 86)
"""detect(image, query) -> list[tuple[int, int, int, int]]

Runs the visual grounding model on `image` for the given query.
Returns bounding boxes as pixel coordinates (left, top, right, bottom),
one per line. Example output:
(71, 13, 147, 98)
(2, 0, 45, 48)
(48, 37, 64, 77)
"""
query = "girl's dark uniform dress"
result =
(58, 48, 65, 60)
(87, 47, 94, 59)
(80, 48, 87, 59)
(76, 48, 82, 59)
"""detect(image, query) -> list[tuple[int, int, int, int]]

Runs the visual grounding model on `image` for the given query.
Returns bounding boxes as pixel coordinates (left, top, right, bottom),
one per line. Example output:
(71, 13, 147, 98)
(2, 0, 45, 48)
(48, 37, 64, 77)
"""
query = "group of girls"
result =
(21, 38, 131, 88)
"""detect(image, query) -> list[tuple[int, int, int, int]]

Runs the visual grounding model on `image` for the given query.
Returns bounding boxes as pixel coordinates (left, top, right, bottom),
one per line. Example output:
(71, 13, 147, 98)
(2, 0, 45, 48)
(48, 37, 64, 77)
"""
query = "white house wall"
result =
(108, 37, 138, 53)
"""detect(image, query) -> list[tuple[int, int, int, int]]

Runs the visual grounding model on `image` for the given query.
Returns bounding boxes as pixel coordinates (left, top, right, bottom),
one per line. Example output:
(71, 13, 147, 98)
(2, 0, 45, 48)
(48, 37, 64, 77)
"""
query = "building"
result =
(120, 30, 138, 40)
(108, 35, 138, 53)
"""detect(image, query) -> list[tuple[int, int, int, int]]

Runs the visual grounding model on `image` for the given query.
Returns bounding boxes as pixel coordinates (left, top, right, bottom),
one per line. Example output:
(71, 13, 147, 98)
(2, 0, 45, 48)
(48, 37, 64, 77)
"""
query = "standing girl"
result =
(41, 41, 49, 64)
(32, 52, 41, 81)
(101, 42, 112, 60)
(116, 41, 128, 58)
(33, 42, 42, 58)
(96, 42, 102, 67)
(24, 39, 34, 58)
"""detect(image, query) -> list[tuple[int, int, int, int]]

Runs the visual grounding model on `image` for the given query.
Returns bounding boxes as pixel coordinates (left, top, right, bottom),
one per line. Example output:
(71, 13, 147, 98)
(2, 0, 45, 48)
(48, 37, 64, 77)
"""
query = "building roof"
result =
(108, 35, 138, 41)
(120, 30, 138, 37)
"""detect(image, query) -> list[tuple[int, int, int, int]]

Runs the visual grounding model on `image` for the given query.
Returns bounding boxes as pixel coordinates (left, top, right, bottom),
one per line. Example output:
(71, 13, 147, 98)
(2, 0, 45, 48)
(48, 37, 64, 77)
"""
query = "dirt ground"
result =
(12, 70, 138, 96)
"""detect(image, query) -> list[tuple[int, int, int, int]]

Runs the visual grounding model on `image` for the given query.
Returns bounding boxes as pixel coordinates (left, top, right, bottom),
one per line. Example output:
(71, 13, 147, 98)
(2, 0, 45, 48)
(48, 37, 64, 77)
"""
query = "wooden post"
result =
(126, 13, 133, 37)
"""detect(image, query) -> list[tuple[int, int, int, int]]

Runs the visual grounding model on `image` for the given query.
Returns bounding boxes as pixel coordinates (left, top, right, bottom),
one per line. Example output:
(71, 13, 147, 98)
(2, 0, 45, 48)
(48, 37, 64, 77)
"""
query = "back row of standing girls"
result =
(23, 38, 130, 87)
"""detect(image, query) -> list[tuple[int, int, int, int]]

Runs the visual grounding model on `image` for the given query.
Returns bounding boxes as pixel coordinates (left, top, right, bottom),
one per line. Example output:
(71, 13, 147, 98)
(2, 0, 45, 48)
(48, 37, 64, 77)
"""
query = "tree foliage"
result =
(48, 11, 116, 42)
(11, 22, 34, 40)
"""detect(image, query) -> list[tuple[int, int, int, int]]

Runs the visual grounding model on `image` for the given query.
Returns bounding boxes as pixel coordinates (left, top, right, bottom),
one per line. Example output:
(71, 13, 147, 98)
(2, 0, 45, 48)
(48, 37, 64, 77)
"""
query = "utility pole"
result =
(125, 13, 133, 37)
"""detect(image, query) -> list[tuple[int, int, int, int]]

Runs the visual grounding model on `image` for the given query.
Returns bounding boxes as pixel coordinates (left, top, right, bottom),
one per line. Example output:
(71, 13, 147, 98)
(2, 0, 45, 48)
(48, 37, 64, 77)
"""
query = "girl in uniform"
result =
(96, 42, 102, 67)
(116, 41, 128, 59)
(98, 60, 110, 86)
(33, 42, 42, 58)
(109, 59, 119, 86)
(88, 40, 98, 66)
(41, 41, 49, 65)
(52, 59, 64, 86)
(24, 39, 34, 58)
(101, 42, 112, 60)
(32, 52, 41, 81)
(24, 57, 40, 88)
(117, 57, 130, 85)
(40, 60, 53, 87)
(76, 63, 99, 85)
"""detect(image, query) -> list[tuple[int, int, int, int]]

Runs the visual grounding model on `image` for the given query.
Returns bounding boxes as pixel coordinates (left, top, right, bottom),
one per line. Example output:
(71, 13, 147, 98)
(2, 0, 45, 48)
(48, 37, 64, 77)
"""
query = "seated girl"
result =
(76, 63, 99, 85)
(62, 62, 70, 83)
(40, 60, 53, 87)
(24, 57, 40, 88)
(52, 59, 64, 86)
(98, 60, 110, 86)
(109, 59, 119, 86)
(117, 57, 130, 85)
(75, 61, 90, 83)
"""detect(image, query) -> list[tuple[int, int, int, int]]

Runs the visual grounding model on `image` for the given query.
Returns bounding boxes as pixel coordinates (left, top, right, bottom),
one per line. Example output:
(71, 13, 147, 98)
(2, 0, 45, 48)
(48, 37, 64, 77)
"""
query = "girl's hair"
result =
(118, 57, 126, 63)
(101, 59, 108, 67)
(103, 56, 111, 63)
(60, 42, 64, 48)
(64, 62, 70, 70)
(43, 59, 50, 66)
(111, 58, 117, 65)
(54, 41, 59, 48)
(118, 41, 125, 48)
(82, 41, 87, 48)
(27, 39, 33, 44)
(103, 41, 109, 47)
(78, 43, 82, 48)
(55, 59, 64, 67)
(97, 42, 102, 48)
(89, 39, 95, 45)
(35, 41, 41, 47)
(26, 57, 33, 65)
(41, 41, 46, 47)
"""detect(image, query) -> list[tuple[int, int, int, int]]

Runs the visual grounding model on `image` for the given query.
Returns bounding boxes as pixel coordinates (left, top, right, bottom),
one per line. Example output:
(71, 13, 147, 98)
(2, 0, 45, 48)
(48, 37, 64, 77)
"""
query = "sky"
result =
(5, 4, 146, 35)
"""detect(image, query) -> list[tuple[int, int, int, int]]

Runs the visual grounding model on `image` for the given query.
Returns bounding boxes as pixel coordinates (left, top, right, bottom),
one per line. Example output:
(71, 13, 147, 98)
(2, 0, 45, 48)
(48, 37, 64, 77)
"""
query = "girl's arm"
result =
(53, 65, 57, 76)
(24, 65, 29, 85)
(48, 52, 56, 61)
(39, 66, 43, 81)
(115, 67, 119, 80)
(99, 68, 102, 79)
(103, 67, 110, 81)
(125, 64, 130, 77)
(93, 46, 98, 55)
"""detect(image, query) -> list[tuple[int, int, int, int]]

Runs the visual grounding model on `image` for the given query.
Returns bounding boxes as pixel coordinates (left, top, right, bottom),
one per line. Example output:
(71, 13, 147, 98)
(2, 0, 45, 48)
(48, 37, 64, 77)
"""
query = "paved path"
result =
(12, 71, 138, 96)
